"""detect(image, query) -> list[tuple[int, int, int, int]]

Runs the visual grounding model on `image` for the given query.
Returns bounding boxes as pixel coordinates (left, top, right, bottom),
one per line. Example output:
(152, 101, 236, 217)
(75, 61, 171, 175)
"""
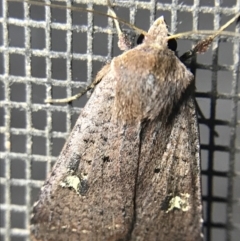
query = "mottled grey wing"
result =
(131, 96, 203, 241)
(30, 67, 142, 241)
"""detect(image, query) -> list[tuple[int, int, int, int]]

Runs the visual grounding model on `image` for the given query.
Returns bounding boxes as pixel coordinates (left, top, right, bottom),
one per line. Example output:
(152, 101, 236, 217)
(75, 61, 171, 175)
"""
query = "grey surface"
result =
(0, 0, 240, 241)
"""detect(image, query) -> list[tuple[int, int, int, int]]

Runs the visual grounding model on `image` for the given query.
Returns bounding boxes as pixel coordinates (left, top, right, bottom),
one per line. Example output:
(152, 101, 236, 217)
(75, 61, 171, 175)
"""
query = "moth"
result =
(26, 1, 240, 240)
(31, 17, 203, 241)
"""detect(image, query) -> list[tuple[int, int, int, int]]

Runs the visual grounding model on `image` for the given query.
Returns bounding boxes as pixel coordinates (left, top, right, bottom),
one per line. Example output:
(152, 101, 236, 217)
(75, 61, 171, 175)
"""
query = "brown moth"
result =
(4, 1, 240, 240)
(30, 14, 204, 241)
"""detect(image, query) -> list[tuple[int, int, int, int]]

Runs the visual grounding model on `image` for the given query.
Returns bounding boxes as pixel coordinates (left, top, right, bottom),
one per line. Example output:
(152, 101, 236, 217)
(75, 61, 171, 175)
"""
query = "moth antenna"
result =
(167, 30, 240, 40)
(179, 13, 240, 62)
(8, 0, 146, 104)
(168, 13, 240, 41)
(8, 0, 147, 35)
(45, 0, 137, 104)
(107, 0, 122, 35)
(194, 13, 240, 54)
(11, 0, 238, 103)
(213, 13, 240, 38)
(107, 0, 134, 50)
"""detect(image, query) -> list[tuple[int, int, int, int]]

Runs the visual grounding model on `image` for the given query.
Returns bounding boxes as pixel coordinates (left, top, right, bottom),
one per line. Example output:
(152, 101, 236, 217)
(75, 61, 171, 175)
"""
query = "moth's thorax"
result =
(112, 44, 168, 75)
(112, 42, 194, 122)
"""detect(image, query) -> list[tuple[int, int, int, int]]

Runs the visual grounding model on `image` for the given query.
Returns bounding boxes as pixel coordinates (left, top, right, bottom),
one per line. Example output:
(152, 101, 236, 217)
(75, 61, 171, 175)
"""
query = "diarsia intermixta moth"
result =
(14, 1, 237, 240)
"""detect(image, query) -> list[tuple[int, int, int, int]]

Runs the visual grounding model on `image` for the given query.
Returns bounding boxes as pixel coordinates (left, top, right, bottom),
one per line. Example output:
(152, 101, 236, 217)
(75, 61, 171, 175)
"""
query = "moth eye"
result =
(137, 34, 145, 45)
(136, 33, 177, 52)
(167, 37, 177, 51)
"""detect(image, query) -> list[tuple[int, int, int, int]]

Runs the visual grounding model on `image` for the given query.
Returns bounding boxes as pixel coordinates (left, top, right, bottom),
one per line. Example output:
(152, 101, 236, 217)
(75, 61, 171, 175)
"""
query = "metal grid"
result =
(0, 0, 239, 241)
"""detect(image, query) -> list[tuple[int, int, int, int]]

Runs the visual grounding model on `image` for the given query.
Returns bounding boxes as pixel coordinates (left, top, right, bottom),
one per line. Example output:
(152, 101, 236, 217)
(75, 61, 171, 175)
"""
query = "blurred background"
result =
(0, 0, 239, 241)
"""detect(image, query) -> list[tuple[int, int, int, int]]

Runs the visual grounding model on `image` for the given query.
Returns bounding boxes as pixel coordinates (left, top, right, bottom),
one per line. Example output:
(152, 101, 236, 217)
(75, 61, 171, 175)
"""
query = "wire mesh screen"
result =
(0, 0, 239, 241)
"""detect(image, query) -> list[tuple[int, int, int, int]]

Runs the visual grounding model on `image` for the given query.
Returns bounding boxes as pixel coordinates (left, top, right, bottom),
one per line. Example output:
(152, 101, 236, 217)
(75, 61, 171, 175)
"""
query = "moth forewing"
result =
(31, 16, 203, 241)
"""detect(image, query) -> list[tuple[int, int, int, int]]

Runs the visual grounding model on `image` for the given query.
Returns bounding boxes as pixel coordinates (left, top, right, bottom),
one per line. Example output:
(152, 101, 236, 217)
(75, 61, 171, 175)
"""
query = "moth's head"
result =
(137, 16, 177, 52)
(143, 16, 168, 47)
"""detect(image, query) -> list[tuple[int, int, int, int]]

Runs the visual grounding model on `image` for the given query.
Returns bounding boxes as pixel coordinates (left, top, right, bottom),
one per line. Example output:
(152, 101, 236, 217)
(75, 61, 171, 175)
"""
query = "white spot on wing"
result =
(166, 193, 191, 213)
(60, 175, 81, 194)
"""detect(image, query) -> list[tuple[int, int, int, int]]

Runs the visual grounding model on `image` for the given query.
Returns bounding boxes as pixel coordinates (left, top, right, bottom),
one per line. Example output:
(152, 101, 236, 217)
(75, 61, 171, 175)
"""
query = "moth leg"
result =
(195, 99, 219, 137)
(45, 85, 91, 104)
(45, 63, 110, 104)
(107, 0, 134, 51)
(180, 41, 219, 136)
(45, 2, 133, 104)
(181, 14, 240, 134)
(179, 37, 213, 62)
